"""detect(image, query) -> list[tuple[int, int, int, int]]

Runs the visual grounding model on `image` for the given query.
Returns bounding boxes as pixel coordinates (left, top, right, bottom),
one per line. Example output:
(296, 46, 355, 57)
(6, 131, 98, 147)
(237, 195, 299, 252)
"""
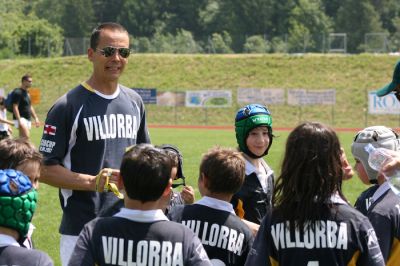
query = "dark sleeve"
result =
(166, 205, 184, 222)
(39, 97, 71, 165)
(368, 212, 393, 262)
(11, 88, 22, 104)
(357, 216, 385, 266)
(244, 214, 271, 266)
(185, 230, 212, 266)
(68, 223, 96, 266)
(36, 252, 54, 266)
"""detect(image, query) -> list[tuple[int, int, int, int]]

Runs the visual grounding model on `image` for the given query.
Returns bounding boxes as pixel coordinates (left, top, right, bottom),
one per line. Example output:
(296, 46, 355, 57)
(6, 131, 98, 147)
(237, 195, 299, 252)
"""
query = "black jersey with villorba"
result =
(39, 84, 150, 235)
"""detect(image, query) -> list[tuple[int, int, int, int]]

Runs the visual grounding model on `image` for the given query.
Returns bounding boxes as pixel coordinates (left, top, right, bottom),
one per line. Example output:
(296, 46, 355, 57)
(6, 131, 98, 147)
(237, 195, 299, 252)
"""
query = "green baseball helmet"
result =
(0, 169, 37, 238)
(235, 104, 273, 158)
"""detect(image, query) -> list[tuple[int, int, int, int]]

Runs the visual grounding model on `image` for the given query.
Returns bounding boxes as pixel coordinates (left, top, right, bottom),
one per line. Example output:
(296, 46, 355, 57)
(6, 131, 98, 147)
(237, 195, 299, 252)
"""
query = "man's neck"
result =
(0, 227, 19, 240)
(124, 198, 164, 211)
(86, 76, 118, 95)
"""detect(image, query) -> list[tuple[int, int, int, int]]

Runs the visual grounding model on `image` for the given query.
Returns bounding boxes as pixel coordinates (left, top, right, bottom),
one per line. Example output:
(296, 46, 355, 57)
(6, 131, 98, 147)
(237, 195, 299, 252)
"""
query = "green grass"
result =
(1, 54, 400, 128)
(29, 126, 367, 265)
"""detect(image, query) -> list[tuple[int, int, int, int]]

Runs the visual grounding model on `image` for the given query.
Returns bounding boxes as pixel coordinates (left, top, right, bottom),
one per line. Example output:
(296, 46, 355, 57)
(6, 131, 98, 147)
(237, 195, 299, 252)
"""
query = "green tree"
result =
(61, 0, 95, 37)
(287, 0, 332, 52)
(33, 0, 64, 26)
(335, 0, 384, 53)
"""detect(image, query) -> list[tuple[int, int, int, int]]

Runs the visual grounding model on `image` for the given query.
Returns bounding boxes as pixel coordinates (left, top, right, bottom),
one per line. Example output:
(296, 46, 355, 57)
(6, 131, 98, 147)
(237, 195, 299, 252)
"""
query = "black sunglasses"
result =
(96, 46, 131, 58)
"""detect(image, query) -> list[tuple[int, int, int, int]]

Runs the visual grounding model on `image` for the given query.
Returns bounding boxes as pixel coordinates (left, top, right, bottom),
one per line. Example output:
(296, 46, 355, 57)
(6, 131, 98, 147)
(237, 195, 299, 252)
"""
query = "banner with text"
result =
(368, 91, 400, 114)
(287, 89, 336, 105)
(186, 90, 232, 107)
(157, 91, 186, 106)
(237, 88, 285, 105)
(132, 88, 157, 104)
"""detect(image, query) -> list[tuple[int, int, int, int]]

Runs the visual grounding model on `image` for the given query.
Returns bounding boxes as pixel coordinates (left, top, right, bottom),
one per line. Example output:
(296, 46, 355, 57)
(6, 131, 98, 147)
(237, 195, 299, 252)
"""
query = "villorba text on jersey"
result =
(83, 114, 139, 141)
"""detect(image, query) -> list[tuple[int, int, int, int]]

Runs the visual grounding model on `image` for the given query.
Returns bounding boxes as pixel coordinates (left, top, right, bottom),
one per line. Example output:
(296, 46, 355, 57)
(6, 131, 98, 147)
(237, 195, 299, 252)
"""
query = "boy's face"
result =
(246, 126, 270, 157)
(354, 159, 370, 185)
(16, 160, 40, 189)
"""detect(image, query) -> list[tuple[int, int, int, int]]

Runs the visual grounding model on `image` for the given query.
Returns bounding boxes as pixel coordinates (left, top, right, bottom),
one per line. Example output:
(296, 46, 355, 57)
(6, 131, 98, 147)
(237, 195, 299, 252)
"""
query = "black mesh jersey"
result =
(366, 182, 400, 265)
(354, 185, 379, 216)
(39, 83, 150, 235)
(168, 198, 254, 266)
(245, 196, 385, 266)
(68, 209, 212, 266)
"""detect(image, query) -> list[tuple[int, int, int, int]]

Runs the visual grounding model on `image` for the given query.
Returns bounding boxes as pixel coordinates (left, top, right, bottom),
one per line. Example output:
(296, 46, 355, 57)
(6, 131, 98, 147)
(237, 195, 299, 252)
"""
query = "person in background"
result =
(68, 144, 211, 266)
(245, 122, 384, 266)
(351, 125, 400, 264)
(0, 169, 53, 266)
(0, 97, 13, 140)
(376, 60, 400, 100)
(0, 138, 43, 249)
(39, 22, 150, 265)
(231, 104, 274, 226)
(11, 74, 40, 139)
(160, 144, 195, 213)
(168, 147, 254, 265)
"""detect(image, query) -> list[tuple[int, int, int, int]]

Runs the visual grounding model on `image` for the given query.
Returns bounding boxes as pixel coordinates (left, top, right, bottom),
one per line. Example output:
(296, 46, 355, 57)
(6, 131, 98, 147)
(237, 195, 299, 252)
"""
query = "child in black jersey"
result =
(351, 125, 400, 264)
(69, 144, 211, 266)
(168, 147, 254, 265)
(246, 122, 384, 266)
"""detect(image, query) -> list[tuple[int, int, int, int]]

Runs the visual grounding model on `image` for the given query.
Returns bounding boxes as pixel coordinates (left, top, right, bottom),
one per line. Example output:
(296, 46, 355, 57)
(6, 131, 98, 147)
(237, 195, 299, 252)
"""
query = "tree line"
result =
(1, 0, 400, 57)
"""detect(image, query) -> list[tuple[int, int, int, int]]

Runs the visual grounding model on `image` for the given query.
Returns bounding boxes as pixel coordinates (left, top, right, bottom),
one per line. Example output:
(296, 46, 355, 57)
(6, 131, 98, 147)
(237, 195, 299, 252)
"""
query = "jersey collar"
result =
(195, 196, 235, 214)
(0, 234, 20, 247)
(372, 181, 391, 203)
(81, 82, 120, 99)
(114, 208, 169, 222)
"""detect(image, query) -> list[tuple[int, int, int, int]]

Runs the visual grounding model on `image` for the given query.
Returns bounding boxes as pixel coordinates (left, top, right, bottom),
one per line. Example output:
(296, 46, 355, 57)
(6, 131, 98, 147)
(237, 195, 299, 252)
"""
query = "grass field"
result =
(27, 125, 366, 265)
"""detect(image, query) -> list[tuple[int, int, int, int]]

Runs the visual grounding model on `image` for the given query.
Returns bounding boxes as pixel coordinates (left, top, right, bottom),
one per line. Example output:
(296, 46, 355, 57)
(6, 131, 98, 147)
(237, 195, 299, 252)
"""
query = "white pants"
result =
(60, 234, 79, 266)
(13, 117, 31, 129)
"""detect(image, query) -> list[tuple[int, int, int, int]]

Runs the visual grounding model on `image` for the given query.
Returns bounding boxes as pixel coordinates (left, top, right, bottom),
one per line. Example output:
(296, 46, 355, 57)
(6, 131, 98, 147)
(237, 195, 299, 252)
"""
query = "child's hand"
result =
(180, 185, 195, 204)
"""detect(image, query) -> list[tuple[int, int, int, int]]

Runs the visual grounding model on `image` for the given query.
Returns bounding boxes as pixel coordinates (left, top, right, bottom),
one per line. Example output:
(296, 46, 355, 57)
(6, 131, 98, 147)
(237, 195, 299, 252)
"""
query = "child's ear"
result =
(162, 178, 172, 197)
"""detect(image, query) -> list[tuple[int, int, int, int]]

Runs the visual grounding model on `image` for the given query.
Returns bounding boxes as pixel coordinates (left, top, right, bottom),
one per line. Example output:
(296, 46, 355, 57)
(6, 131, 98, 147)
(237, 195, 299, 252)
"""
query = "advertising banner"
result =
(287, 89, 336, 105)
(157, 91, 186, 106)
(368, 91, 400, 114)
(186, 90, 232, 107)
(237, 88, 285, 105)
(132, 88, 157, 104)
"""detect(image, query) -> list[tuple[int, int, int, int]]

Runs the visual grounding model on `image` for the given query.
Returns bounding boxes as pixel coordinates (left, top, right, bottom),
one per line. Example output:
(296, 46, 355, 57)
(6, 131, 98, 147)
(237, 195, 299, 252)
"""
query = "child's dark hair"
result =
(120, 144, 172, 202)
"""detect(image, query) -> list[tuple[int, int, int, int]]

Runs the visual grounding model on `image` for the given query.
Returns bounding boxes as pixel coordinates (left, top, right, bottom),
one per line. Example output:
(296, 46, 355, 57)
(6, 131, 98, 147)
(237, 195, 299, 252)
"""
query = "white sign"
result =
(186, 90, 232, 108)
(368, 91, 400, 114)
(287, 89, 336, 105)
(237, 88, 285, 105)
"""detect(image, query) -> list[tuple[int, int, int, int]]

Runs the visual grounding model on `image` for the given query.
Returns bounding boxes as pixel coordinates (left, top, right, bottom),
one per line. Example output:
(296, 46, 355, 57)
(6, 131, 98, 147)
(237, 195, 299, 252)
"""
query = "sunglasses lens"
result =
(118, 48, 131, 58)
(102, 47, 116, 57)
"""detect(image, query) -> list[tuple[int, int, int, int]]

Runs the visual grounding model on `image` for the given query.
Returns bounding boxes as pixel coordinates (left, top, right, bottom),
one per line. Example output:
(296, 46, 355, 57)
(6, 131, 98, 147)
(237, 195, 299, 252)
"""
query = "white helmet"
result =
(351, 126, 400, 183)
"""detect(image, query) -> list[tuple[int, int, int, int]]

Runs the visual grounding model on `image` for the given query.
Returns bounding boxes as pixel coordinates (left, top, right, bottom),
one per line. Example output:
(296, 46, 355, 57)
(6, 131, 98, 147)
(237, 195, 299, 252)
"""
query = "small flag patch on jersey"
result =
(44, 124, 56, 135)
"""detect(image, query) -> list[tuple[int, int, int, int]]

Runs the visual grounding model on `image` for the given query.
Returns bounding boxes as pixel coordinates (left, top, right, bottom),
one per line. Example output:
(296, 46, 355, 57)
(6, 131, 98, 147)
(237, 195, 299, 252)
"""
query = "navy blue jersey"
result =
(354, 185, 379, 216)
(168, 197, 254, 266)
(0, 235, 53, 266)
(39, 83, 150, 235)
(68, 209, 211, 266)
(366, 182, 400, 265)
(245, 196, 385, 266)
(231, 159, 274, 224)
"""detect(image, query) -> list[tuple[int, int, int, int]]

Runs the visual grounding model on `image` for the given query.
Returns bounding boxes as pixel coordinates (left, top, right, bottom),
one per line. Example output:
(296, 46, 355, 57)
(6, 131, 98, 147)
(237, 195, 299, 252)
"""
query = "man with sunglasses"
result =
(11, 74, 40, 139)
(39, 22, 150, 266)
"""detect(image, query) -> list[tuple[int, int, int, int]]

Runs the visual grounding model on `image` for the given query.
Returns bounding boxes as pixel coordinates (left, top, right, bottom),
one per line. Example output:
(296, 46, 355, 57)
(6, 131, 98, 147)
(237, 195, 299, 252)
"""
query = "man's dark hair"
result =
(273, 122, 344, 230)
(90, 22, 128, 50)
(0, 138, 42, 169)
(120, 144, 172, 202)
(21, 74, 32, 83)
(200, 147, 245, 194)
